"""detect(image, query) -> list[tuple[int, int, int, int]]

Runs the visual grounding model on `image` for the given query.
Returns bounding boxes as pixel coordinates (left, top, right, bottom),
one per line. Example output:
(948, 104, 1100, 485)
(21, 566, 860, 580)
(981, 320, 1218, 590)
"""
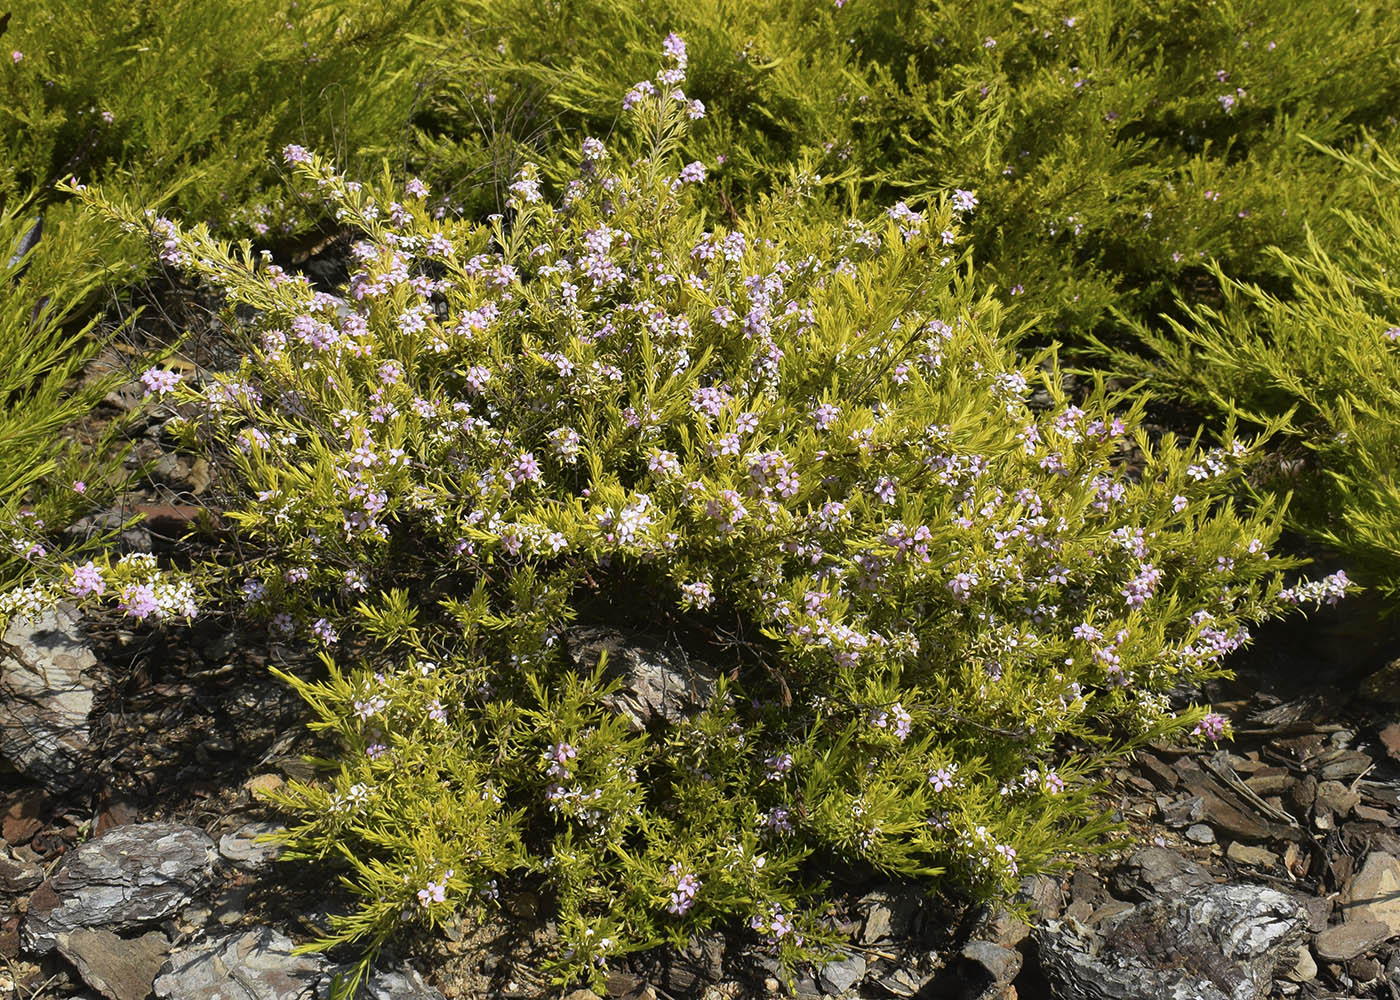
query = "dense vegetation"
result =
(0, 1, 1395, 993)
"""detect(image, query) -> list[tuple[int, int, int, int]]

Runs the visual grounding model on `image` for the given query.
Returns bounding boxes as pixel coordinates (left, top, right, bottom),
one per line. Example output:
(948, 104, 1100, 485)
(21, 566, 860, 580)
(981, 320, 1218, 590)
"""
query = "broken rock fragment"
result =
(22, 822, 217, 954)
(0, 605, 101, 793)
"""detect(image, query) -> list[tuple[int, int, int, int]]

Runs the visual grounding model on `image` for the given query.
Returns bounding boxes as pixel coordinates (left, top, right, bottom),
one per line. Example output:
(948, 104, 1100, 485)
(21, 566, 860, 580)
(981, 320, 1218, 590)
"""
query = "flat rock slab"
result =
(1037, 882, 1306, 1000)
(218, 821, 284, 869)
(1342, 852, 1400, 936)
(154, 927, 329, 1000)
(57, 928, 169, 1000)
(23, 823, 217, 954)
(0, 605, 100, 793)
(1313, 919, 1390, 962)
(362, 965, 446, 1000)
(566, 627, 717, 729)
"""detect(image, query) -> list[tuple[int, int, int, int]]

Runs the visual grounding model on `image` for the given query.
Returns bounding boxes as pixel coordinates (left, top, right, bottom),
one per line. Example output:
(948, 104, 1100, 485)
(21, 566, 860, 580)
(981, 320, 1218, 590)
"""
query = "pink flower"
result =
(140, 367, 181, 397)
(68, 562, 105, 597)
(119, 583, 159, 620)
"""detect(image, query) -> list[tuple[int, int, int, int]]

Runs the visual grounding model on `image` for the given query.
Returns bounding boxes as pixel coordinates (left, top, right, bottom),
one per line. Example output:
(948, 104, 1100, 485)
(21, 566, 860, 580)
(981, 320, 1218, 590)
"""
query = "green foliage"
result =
(0, 201, 142, 592)
(1, 0, 432, 236)
(409, 0, 1400, 341)
(43, 57, 1348, 993)
(1095, 132, 1400, 595)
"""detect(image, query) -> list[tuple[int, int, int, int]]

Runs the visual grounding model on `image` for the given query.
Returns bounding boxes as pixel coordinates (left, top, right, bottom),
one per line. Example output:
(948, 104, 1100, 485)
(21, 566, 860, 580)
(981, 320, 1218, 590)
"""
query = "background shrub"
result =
(1095, 133, 1400, 596)
(409, 0, 1400, 344)
(0, 203, 144, 592)
(51, 47, 1350, 993)
(2, 0, 433, 236)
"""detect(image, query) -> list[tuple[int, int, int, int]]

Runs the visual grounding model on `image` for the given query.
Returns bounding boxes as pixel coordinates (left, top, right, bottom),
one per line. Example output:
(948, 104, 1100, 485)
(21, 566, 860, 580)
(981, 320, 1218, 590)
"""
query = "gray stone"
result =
(959, 939, 1022, 995)
(1284, 946, 1317, 982)
(362, 964, 446, 1000)
(56, 928, 169, 1000)
(1037, 882, 1306, 1000)
(0, 854, 43, 891)
(1186, 824, 1216, 844)
(23, 823, 217, 954)
(1160, 795, 1206, 829)
(858, 886, 921, 944)
(1112, 846, 1213, 902)
(1314, 919, 1389, 962)
(566, 627, 718, 730)
(218, 821, 284, 869)
(1315, 780, 1361, 817)
(0, 605, 101, 792)
(154, 927, 329, 1000)
(1226, 843, 1279, 868)
(817, 954, 866, 995)
(1341, 852, 1400, 936)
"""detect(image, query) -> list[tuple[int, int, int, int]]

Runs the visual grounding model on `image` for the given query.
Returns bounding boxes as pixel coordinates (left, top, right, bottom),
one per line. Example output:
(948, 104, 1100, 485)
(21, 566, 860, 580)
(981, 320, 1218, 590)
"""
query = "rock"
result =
(1284, 946, 1316, 982)
(0, 855, 42, 891)
(1380, 723, 1400, 763)
(1316, 749, 1372, 782)
(566, 627, 717, 729)
(818, 954, 866, 995)
(1347, 955, 1383, 983)
(3, 789, 49, 844)
(1186, 824, 1215, 844)
(858, 886, 921, 944)
(64, 509, 152, 555)
(1036, 882, 1306, 1000)
(959, 940, 1021, 997)
(56, 929, 169, 1000)
(0, 605, 101, 793)
(1016, 874, 1063, 920)
(1313, 919, 1389, 962)
(1342, 852, 1400, 935)
(1315, 780, 1360, 817)
(1111, 846, 1213, 901)
(218, 821, 283, 868)
(154, 927, 330, 999)
(362, 963, 447, 999)
(1225, 843, 1278, 868)
(243, 774, 285, 802)
(23, 823, 217, 954)
(1159, 795, 1205, 829)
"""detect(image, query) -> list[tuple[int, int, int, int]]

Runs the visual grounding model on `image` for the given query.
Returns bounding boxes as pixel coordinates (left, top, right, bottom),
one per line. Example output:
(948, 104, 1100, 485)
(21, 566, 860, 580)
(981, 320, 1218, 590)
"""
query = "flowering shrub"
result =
(45, 38, 1350, 995)
(1097, 133, 1400, 596)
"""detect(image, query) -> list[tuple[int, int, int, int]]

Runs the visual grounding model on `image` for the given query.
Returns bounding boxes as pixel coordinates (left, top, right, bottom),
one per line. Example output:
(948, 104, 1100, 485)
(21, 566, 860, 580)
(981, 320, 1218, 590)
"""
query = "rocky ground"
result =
(1, 277, 1399, 1000)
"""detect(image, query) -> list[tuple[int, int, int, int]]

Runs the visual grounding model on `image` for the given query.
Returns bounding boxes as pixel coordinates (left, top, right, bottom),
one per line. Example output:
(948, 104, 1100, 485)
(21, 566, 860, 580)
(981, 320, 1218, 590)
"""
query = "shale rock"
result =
(0, 605, 101, 793)
(56, 928, 169, 1000)
(1036, 882, 1306, 1000)
(566, 627, 717, 730)
(23, 823, 217, 954)
(153, 927, 329, 1000)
